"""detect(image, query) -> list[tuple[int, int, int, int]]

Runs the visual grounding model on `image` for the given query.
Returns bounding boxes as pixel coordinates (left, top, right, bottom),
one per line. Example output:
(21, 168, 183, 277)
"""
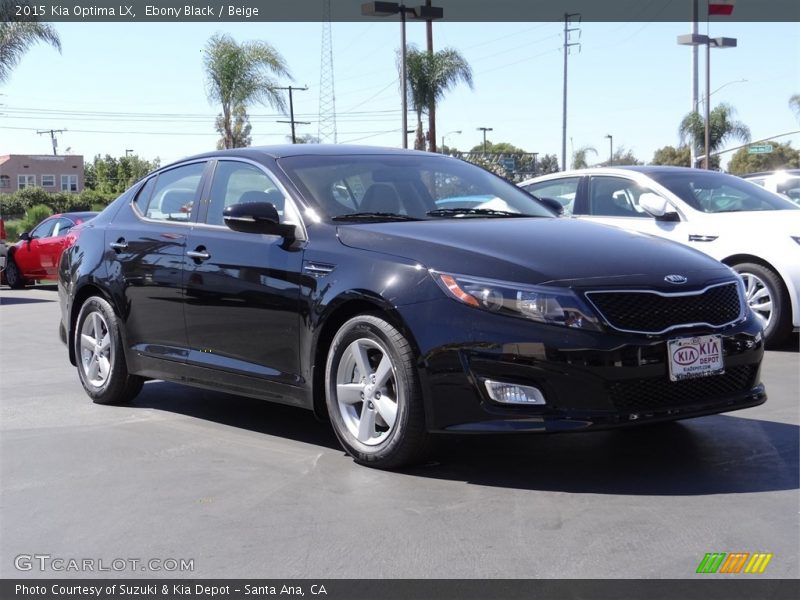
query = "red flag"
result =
(709, 0, 736, 15)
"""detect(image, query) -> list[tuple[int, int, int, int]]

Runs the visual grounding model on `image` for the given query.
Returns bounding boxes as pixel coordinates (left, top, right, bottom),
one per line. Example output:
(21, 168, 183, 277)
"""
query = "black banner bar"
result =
(3, 579, 800, 600)
(4, 0, 800, 23)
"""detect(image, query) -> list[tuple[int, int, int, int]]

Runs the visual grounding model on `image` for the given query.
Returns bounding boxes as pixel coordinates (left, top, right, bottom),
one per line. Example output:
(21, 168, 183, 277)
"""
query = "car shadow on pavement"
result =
(408, 415, 799, 496)
(131, 380, 341, 450)
(129, 381, 796, 496)
(0, 296, 57, 305)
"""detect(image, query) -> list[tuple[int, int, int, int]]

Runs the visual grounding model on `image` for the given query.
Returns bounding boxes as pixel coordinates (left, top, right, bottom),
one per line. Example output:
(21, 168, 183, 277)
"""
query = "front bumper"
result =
(398, 299, 766, 432)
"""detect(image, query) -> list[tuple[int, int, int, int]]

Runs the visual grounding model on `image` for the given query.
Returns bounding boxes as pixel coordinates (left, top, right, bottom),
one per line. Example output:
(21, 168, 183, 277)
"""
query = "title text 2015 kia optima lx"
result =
(58, 146, 766, 468)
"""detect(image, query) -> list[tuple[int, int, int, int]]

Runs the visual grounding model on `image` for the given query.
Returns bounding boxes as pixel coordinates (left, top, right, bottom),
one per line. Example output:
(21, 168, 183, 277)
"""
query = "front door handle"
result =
(109, 239, 128, 251)
(187, 248, 210, 261)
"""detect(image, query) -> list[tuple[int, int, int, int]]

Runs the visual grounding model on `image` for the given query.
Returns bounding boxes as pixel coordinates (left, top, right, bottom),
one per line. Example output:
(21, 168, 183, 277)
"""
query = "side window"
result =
(523, 177, 581, 216)
(133, 177, 156, 213)
(587, 176, 657, 218)
(206, 161, 285, 226)
(52, 218, 75, 237)
(30, 218, 57, 239)
(140, 162, 205, 222)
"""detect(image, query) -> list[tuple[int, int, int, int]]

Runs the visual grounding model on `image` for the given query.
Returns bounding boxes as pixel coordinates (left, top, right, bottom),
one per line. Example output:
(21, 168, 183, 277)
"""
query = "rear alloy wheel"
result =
(734, 262, 791, 349)
(4, 257, 27, 289)
(75, 296, 143, 404)
(325, 315, 430, 469)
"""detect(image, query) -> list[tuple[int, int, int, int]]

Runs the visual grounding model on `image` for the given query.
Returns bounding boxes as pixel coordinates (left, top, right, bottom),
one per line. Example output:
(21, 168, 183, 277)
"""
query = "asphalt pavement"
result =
(1, 285, 798, 579)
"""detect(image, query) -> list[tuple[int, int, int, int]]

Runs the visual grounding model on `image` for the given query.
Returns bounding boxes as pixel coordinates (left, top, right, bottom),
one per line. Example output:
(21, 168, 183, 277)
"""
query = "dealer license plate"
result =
(667, 334, 724, 381)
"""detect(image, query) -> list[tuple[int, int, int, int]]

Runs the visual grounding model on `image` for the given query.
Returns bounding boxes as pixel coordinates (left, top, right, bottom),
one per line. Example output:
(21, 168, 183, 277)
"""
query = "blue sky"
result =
(1, 20, 797, 168)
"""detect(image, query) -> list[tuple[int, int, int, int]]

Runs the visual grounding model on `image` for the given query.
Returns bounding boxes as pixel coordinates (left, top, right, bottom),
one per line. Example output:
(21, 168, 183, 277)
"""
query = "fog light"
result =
(484, 379, 546, 405)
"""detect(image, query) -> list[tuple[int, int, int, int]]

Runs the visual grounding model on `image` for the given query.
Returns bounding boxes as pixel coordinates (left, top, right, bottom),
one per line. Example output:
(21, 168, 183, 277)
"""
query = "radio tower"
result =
(318, 0, 337, 143)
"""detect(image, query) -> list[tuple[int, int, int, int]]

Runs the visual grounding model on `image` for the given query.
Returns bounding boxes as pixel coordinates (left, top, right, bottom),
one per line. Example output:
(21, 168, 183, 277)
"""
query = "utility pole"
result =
(37, 129, 66, 156)
(477, 127, 493, 153)
(531, 152, 539, 175)
(425, 0, 435, 152)
(690, 0, 699, 168)
(562, 13, 581, 171)
(276, 85, 310, 143)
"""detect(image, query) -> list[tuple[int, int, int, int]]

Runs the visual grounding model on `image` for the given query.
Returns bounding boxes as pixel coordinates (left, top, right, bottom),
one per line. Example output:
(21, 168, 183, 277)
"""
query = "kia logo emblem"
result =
(664, 274, 688, 284)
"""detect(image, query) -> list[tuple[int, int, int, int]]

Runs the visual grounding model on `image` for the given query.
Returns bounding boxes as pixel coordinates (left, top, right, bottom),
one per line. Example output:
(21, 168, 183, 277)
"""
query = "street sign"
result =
(748, 144, 773, 154)
(501, 157, 516, 170)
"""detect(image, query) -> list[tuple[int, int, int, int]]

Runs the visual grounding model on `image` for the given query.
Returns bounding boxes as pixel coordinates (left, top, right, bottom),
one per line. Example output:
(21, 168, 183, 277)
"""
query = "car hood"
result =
(337, 218, 734, 290)
(692, 209, 800, 235)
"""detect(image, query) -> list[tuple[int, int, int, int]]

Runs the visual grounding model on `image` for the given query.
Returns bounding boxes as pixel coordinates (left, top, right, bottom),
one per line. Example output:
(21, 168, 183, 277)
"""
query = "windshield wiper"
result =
(426, 207, 536, 218)
(332, 212, 421, 222)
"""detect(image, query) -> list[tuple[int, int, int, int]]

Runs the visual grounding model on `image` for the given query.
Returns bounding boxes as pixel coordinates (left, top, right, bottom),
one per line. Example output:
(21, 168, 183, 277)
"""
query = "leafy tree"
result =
(790, 94, 800, 122)
(468, 141, 526, 154)
(679, 103, 751, 165)
(84, 154, 160, 194)
(537, 154, 560, 174)
(0, 1, 61, 83)
(216, 105, 252, 149)
(727, 141, 800, 175)
(203, 33, 290, 150)
(651, 145, 690, 167)
(293, 134, 321, 144)
(571, 145, 597, 169)
(402, 44, 473, 151)
(596, 146, 642, 167)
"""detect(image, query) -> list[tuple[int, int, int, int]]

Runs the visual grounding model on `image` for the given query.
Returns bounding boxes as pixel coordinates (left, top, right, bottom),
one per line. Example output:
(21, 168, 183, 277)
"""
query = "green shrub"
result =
(0, 193, 31, 219)
(4, 219, 26, 241)
(26, 204, 54, 229)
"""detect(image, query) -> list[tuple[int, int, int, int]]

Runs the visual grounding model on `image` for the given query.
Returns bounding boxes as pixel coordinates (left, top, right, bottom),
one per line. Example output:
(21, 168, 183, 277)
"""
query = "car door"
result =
(39, 217, 76, 278)
(105, 160, 208, 359)
(13, 217, 57, 278)
(575, 175, 689, 245)
(183, 159, 305, 396)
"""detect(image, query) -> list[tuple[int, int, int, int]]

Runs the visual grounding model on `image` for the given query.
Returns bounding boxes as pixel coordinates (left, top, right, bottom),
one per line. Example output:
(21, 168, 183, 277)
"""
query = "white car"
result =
(742, 169, 800, 205)
(520, 166, 800, 347)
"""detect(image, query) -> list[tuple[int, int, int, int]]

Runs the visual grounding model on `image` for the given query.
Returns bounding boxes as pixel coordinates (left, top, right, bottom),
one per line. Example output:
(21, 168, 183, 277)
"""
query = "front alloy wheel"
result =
(325, 315, 430, 469)
(4, 257, 27, 289)
(734, 262, 791, 348)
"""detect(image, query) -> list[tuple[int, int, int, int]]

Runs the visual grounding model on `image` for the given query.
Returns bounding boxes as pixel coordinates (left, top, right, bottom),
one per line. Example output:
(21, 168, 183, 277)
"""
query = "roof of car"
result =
(742, 169, 800, 178)
(172, 144, 436, 167)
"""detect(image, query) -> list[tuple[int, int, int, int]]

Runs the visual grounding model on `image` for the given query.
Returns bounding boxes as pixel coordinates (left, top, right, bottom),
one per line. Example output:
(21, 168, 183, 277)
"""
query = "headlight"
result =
(432, 271, 601, 330)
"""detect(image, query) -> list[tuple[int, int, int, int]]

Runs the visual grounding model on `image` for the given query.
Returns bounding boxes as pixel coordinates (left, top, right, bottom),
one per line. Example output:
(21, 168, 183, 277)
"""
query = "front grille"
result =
(586, 282, 742, 334)
(609, 364, 758, 412)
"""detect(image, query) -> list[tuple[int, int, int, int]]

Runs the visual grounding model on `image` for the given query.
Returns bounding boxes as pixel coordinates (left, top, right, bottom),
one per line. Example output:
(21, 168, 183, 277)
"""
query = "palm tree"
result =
(571, 145, 597, 169)
(402, 45, 473, 151)
(790, 94, 800, 122)
(203, 33, 290, 149)
(679, 102, 751, 166)
(0, 1, 61, 84)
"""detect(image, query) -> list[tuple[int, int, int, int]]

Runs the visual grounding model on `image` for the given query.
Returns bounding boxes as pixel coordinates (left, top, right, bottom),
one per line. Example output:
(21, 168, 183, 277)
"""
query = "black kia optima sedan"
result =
(58, 145, 766, 468)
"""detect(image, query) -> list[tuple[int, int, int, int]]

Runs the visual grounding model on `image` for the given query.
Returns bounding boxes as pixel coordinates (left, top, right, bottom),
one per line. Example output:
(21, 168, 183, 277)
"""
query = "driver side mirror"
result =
(223, 202, 295, 238)
(537, 197, 564, 216)
(639, 192, 679, 221)
(19, 231, 30, 241)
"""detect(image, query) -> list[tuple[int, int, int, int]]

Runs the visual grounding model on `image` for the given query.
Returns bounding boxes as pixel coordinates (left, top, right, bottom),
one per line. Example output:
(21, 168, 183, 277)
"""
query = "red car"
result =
(4, 212, 97, 288)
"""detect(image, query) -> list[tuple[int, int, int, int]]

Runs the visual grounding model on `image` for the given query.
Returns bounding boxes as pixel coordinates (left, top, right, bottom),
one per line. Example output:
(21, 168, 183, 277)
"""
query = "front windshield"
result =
(647, 170, 799, 213)
(276, 154, 554, 220)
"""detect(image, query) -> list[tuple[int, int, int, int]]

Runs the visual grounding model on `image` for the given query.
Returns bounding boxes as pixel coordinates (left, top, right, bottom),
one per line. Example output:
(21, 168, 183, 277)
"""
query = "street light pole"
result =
(441, 130, 461, 154)
(477, 127, 493, 153)
(400, 7, 408, 148)
(605, 134, 613, 166)
(678, 33, 737, 169)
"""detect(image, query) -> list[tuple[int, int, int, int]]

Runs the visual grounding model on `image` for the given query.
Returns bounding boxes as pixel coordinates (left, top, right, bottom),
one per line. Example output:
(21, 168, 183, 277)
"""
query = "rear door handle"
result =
(187, 249, 210, 261)
(109, 239, 128, 251)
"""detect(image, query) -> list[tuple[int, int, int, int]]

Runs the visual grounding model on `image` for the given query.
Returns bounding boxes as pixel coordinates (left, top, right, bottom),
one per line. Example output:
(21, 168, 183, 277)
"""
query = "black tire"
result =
(733, 262, 792, 349)
(74, 296, 143, 404)
(5, 256, 27, 289)
(325, 314, 430, 469)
